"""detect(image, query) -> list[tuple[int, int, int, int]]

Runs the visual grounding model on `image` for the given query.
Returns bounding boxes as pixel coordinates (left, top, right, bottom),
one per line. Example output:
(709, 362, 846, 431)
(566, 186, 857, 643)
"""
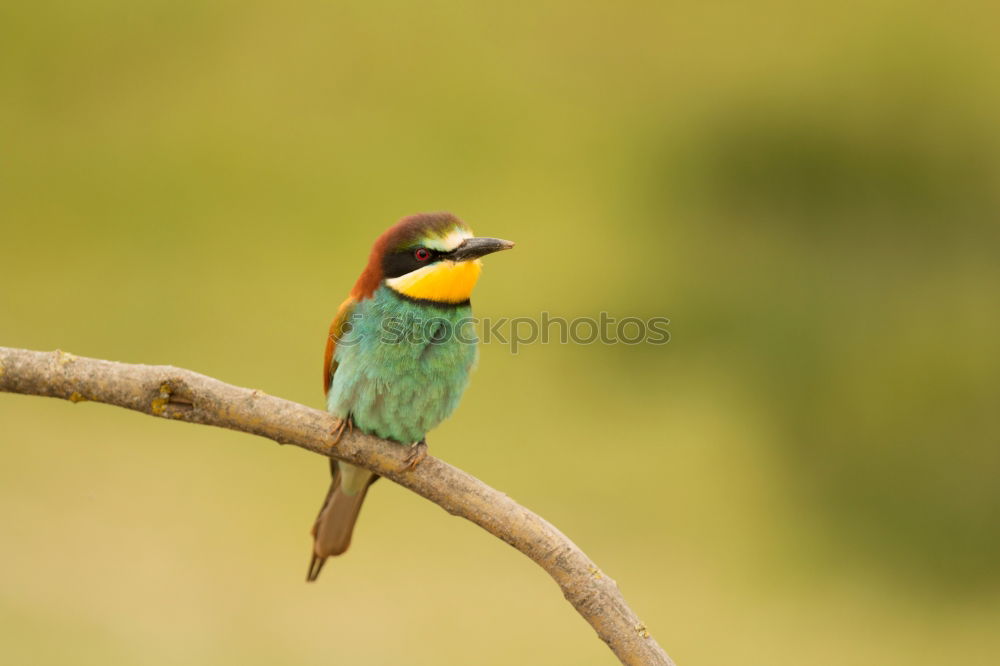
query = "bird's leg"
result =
(403, 439, 429, 470)
(330, 415, 354, 446)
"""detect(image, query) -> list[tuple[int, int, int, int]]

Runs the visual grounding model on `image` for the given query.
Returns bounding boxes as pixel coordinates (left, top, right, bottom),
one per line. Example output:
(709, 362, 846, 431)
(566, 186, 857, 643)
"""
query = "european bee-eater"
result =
(308, 212, 514, 581)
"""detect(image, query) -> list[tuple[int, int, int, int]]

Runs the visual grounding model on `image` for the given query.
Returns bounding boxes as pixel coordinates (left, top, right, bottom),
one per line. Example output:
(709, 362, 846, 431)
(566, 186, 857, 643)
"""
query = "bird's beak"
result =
(449, 237, 516, 262)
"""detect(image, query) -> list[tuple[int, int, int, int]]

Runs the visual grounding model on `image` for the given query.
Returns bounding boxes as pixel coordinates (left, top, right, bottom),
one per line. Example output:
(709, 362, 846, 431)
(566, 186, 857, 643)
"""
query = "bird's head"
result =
(352, 212, 514, 305)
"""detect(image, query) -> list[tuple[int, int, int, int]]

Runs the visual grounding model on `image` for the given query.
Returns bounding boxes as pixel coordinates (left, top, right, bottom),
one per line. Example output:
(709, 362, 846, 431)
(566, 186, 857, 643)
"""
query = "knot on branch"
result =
(151, 380, 194, 417)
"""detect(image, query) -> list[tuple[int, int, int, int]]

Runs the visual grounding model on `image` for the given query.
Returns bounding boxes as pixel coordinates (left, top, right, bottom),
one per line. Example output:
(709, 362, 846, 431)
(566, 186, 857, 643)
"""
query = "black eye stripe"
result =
(382, 247, 443, 278)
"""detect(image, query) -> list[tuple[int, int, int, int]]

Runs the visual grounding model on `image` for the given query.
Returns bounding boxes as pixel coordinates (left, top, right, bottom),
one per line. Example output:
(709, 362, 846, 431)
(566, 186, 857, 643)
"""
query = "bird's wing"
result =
(323, 296, 358, 394)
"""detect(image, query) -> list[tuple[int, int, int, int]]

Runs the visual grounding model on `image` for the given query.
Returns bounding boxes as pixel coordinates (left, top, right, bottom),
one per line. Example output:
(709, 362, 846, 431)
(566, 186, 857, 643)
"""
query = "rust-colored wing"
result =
(323, 297, 358, 395)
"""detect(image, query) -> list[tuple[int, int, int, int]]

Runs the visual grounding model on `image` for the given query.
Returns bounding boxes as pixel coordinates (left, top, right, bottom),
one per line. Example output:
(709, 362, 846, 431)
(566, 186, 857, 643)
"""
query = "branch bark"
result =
(0, 346, 674, 666)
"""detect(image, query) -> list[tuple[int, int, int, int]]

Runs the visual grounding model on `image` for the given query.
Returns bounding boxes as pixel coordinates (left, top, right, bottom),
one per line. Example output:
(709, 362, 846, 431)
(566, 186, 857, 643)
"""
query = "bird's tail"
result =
(307, 459, 377, 582)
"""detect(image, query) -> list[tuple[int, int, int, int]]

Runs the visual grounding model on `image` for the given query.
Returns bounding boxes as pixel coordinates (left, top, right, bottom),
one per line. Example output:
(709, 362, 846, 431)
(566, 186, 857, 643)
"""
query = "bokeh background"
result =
(2, 2, 999, 664)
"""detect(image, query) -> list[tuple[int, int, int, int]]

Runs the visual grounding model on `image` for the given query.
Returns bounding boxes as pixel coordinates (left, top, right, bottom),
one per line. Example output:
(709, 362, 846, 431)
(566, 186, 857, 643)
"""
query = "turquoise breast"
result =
(327, 285, 479, 443)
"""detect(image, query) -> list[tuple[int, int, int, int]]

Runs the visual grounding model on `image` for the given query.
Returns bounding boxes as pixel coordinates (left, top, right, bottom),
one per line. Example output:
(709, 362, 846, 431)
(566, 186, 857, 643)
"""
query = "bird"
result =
(307, 212, 514, 581)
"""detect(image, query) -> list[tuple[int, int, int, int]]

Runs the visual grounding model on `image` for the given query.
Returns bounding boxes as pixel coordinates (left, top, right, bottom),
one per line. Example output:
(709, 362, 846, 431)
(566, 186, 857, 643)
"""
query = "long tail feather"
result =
(306, 554, 327, 582)
(306, 460, 377, 582)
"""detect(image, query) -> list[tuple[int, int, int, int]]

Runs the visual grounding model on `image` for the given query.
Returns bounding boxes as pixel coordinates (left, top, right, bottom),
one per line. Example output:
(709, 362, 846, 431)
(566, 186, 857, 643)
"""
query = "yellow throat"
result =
(385, 259, 482, 304)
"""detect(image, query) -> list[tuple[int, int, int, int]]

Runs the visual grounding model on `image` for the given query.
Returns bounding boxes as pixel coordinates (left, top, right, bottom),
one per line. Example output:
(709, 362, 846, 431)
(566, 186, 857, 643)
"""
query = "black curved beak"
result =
(449, 237, 515, 262)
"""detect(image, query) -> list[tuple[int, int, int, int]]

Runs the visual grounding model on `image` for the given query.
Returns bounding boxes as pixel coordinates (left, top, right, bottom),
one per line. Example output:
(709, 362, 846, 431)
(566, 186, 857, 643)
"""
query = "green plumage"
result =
(326, 285, 478, 445)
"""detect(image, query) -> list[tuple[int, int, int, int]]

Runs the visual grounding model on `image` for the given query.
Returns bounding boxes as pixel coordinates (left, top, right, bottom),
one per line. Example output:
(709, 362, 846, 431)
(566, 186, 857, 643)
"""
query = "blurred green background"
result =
(2, 1, 999, 664)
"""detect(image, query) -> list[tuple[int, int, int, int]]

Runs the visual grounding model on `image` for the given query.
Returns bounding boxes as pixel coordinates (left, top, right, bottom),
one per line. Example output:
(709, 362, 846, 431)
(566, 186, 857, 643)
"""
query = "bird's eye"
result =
(414, 248, 431, 262)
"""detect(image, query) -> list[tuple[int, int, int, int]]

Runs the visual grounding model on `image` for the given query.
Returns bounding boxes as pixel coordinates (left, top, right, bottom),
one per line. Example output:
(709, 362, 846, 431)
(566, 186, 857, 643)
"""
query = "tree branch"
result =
(0, 346, 674, 666)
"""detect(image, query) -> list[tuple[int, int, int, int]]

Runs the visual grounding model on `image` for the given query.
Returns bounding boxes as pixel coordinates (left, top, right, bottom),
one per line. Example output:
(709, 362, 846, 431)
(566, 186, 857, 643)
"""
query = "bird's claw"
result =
(330, 416, 353, 446)
(403, 440, 428, 470)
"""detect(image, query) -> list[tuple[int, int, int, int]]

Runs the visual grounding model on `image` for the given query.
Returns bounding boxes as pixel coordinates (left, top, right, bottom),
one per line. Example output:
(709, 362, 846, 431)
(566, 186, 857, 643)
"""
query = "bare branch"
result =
(0, 346, 674, 666)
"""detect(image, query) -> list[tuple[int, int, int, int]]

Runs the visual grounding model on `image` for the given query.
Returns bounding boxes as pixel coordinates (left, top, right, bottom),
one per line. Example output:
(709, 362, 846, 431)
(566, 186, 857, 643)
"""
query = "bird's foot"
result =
(330, 416, 354, 446)
(403, 439, 428, 470)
